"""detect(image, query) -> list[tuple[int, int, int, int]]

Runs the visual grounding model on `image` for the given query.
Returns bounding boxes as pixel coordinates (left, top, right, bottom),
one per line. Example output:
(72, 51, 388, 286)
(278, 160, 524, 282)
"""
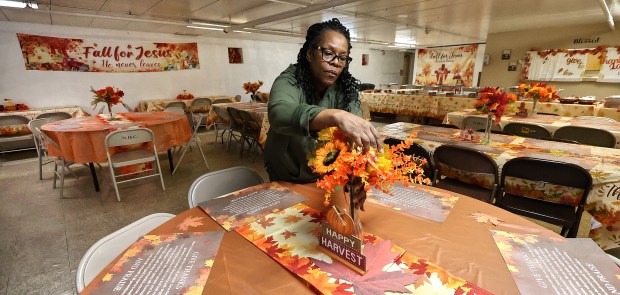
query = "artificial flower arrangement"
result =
(176, 90, 195, 100)
(242, 80, 263, 96)
(474, 87, 518, 123)
(1, 99, 29, 112)
(308, 127, 431, 207)
(90, 86, 124, 108)
(518, 82, 560, 102)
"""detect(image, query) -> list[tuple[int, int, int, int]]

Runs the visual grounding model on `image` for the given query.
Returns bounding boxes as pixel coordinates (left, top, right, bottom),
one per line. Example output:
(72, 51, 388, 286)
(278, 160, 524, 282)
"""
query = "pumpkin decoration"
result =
(326, 205, 355, 236)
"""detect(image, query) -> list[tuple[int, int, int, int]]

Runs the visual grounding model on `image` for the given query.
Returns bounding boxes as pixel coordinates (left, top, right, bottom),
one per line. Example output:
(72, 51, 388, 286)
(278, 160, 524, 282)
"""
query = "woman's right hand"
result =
(333, 110, 383, 152)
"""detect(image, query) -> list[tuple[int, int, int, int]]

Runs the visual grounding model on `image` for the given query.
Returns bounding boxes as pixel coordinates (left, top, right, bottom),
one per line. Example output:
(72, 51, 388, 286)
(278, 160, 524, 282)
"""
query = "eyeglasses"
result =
(316, 46, 352, 65)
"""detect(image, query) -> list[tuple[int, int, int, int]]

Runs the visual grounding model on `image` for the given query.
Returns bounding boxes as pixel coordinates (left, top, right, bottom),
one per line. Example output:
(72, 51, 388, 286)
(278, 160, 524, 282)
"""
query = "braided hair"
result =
(295, 18, 360, 111)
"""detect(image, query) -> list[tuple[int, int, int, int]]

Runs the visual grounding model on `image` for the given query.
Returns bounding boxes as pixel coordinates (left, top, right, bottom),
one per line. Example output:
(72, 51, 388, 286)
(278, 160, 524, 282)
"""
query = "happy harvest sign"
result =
(414, 44, 478, 87)
(16, 33, 200, 73)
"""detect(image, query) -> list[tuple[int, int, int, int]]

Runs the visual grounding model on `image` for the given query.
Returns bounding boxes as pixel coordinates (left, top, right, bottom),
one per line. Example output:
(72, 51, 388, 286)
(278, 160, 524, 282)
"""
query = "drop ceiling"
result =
(0, 0, 618, 48)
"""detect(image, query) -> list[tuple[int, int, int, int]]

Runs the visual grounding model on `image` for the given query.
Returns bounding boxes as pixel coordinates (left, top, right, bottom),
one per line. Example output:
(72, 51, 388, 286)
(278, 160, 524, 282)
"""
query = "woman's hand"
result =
(333, 111, 383, 152)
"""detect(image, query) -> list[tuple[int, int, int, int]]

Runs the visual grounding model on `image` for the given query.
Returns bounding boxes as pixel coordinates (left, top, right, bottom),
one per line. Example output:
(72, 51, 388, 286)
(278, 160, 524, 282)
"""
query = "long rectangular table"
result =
(379, 122, 620, 250)
(135, 96, 235, 112)
(445, 109, 620, 148)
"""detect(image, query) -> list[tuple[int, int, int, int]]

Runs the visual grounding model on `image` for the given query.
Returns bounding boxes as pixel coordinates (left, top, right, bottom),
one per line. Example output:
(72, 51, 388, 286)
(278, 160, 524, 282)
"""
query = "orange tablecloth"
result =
(82, 182, 559, 295)
(207, 102, 269, 147)
(41, 112, 191, 163)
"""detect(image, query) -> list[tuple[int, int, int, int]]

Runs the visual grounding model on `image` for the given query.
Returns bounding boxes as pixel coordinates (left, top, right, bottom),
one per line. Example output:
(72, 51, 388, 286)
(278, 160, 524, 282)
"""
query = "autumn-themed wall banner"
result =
(16, 33, 200, 73)
(414, 45, 478, 87)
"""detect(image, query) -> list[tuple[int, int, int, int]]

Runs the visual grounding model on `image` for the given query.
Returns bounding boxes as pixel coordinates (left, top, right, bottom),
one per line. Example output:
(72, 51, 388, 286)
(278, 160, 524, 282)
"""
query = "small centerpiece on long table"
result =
(473, 87, 517, 144)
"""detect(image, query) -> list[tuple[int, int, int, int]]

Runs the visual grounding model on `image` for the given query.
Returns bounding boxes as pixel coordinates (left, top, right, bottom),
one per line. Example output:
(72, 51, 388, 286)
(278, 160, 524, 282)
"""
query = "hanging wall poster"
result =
(598, 47, 620, 83)
(414, 44, 478, 87)
(16, 33, 200, 72)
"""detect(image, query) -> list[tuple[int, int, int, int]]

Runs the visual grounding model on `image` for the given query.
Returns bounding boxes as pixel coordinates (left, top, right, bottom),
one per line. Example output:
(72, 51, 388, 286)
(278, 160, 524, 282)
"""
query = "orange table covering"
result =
(41, 112, 191, 163)
(82, 182, 560, 295)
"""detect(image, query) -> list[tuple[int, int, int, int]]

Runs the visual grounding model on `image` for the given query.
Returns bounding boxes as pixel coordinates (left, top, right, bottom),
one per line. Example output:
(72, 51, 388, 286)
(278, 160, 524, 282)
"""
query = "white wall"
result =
(0, 21, 400, 112)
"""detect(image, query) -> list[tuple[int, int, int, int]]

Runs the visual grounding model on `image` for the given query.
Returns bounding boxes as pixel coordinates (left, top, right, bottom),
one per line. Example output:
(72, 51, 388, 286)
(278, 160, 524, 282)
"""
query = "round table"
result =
(82, 182, 561, 295)
(41, 112, 191, 164)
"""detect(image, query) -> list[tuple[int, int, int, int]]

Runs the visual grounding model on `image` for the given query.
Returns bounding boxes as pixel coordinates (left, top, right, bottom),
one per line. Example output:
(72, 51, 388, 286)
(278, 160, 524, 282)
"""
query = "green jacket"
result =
(264, 64, 362, 183)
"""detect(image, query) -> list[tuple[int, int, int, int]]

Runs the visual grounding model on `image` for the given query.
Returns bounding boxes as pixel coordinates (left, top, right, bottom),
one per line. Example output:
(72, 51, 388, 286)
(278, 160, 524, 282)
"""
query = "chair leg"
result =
(53, 161, 58, 189)
(172, 143, 190, 175)
(59, 159, 65, 199)
(195, 137, 209, 169)
(226, 130, 233, 151)
(155, 157, 166, 191)
(108, 161, 121, 202)
(214, 124, 220, 142)
(66, 165, 79, 179)
(38, 153, 43, 180)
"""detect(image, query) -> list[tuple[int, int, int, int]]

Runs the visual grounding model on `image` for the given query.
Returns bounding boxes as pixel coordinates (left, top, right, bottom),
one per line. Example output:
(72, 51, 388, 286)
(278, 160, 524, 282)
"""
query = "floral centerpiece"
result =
(176, 90, 194, 100)
(91, 86, 124, 120)
(308, 127, 430, 235)
(242, 80, 263, 104)
(1, 99, 29, 112)
(518, 82, 559, 115)
(473, 87, 517, 144)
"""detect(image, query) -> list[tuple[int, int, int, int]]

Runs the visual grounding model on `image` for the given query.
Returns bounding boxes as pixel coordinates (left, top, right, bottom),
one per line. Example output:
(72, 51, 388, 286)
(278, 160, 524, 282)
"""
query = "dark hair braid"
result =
(295, 18, 360, 111)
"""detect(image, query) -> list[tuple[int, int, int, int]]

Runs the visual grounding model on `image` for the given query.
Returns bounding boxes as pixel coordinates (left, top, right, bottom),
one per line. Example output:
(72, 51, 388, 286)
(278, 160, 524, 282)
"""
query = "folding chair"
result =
(75, 213, 175, 293)
(35, 127, 78, 198)
(554, 126, 616, 148)
(238, 109, 263, 160)
(503, 122, 551, 139)
(212, 98, 232, 104)
(189, 97, 212, 128)
(433, 144, 499, 203)
(212, 105, 235, 143)
(29, 118, 53, 180)
(496, 157, 592, 238)
(105, 128, 165, 201)
(226, 107, 246, 152)
(187, 167, 264, 208)
(0, 115, 35, 155)
(163, 106, 185, 114)
(172, 113, 209, 175)
(35, 111, 72, 121)
(164, 101, 187, 112)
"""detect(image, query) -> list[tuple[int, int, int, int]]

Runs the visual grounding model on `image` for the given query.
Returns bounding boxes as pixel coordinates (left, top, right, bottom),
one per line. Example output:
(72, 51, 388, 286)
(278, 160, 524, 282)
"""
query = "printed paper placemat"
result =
(199, 182, 306, 231)
(85, 231, 224, 295)
(368, 184, 459, 223)
(491, 230, 620, 294)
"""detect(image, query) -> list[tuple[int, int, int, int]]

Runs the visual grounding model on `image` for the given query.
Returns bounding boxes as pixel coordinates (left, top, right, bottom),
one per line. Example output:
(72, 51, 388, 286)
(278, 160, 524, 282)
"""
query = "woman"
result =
(264, 18, 382, 191)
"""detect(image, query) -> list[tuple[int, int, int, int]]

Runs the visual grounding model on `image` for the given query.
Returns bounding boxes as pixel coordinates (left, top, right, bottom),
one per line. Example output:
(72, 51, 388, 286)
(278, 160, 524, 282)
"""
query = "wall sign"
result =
(16, 33, 200, 73)
(574, 37, 600, 44)
(414, 44, 478, 87)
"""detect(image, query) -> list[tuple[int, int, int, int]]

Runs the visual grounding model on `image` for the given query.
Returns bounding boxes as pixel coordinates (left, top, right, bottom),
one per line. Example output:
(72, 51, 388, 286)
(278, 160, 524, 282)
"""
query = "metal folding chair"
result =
(187, 167, 264, 208)
(35, 127, 78, 198)
(35, 111, 72, 121)
(172, 113, 209, 175)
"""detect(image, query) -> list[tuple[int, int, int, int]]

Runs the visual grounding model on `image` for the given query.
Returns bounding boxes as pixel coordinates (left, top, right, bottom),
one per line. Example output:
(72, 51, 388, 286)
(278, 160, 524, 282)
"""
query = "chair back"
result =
(28, 118, 51, 149)
(234, 95, 242, 102)
(190, 97, 212, 110)
(384, 138, 434, 180)
(462, 116, 501, 131)
(212, 98, 232, 104)
(238, 110, 262, 134)
(554, 126, 616, 148)
(164, 106, 186, 114)
(503, 122, 551, 139)
(35, 112, 72, 121)
(498, 157, 592, 237)
(0, 114, 29, 125)
(212, 106, 230, 126)
(188, 166, 264, 207)
(164, 101, 187, 112)
(35, 127, 61, 150)
(75, 213, 175, 292)
(105, 128, 155, 149)
(227, 107, 245, 133)
(433, 144, 499, 203)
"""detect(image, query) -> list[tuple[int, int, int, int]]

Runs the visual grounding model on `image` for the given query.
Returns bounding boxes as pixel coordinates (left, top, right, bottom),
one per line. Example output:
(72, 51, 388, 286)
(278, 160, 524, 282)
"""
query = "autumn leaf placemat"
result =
(199, 182, 307, 231)
(491, 230, 620, 295)
(84, 231, 224, 295)
(368, 184, 459, 223)
(235, 203, 490, 294)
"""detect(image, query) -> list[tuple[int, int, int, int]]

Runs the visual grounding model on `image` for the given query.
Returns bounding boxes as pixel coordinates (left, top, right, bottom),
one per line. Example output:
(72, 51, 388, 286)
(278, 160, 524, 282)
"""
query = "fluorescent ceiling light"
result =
(0, 0, 27, 8)
(232, 30, 251, 34)
(266, 0, 307, 7)
(186, 26, 223, 31)
(188, 20, 230, 28)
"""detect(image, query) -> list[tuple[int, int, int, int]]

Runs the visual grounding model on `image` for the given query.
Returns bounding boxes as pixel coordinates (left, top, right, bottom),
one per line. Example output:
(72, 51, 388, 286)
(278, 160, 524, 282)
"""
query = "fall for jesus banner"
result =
(414, 45, 478, 87)
(16, 33, 200, 73)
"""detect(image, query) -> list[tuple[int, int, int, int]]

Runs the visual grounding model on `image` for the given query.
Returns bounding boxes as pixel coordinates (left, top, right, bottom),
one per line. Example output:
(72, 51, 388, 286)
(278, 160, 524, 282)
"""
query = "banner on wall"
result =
(414, 45, 478, 87)
(598, 47, 620, 83)
(16, 33, 200, 73)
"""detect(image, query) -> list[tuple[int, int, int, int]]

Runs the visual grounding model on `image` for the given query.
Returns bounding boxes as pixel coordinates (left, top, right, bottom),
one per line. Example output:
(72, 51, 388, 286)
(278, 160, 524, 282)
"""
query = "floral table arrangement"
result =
(242, 80, 263, 104)
(90, 86, 124, 120)
(473, 87, 517, 144)
(176, 90, 194, 100)
(1, 98, 29, 112)
(518, 82, 560, 115)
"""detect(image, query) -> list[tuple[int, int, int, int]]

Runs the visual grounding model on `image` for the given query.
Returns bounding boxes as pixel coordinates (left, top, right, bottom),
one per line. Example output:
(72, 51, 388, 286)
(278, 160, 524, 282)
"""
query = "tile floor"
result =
(0, 124, 611, 294)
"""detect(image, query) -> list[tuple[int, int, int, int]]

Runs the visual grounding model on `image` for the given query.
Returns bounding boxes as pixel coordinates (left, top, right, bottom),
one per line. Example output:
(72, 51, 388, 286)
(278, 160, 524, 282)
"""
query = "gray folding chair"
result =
(163, 106, 185, 114)
(105, 128, 165, 201)
(212, 98, 232, 104)
(234, 94, 242, 102)
(238, 109, 263, 160)
(75, 213, 175, 293)
(226, 107, 246, 152)
(35, 111, 72, 121)
(172, 113, 209, 175)
(212, 105, 234, 143)
(0, 115, 35, 155)
(164, 101, 187, 112)
(554, 126, 616, 148)
(35, 127, 78, 198)
(29, 118, 52, 180)
(503, 122, 551, 139)
(189, 98, 212, 128)
(187, 166, 264, 208)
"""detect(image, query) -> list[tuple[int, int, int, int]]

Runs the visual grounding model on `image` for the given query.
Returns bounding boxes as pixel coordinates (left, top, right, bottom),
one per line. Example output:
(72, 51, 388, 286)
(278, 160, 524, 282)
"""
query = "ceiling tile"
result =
(2, 8, 51, 24)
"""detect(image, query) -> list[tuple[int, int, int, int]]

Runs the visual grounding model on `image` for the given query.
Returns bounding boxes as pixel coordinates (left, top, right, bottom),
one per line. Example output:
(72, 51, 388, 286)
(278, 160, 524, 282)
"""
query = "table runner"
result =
(234, 202, 490, 294)
(380, 122, 620, 250)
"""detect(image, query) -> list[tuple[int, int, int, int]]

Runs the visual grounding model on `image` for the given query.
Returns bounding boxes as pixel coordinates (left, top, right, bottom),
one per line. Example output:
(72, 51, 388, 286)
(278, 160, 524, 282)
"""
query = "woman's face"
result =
(306, 30, 349, 92)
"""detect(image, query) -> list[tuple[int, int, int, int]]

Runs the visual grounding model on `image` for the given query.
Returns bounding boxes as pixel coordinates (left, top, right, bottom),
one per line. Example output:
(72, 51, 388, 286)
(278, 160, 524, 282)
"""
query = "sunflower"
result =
(311, 140, 349, 174)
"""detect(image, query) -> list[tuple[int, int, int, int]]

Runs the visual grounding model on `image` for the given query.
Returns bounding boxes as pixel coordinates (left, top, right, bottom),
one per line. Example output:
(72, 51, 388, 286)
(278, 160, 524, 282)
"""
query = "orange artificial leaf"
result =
(177, 216, 205, 230)
(257, 216, 276, 229)
(471, 212, 503, 226)
(284, 215, 303, 224)
(282, 230, 297, 239)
